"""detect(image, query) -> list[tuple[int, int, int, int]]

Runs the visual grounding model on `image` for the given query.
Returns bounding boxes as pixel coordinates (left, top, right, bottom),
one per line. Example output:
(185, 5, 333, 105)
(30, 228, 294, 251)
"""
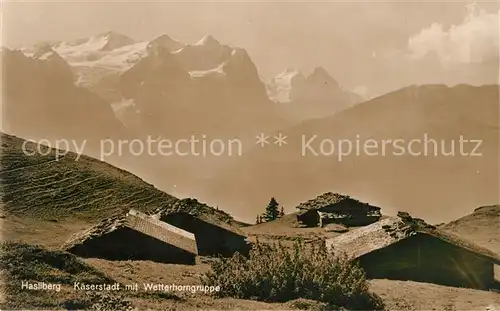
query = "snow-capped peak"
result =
(189, 63, 226, 78)
(32, 44, 66, 62)
(276, 67, 302, 79)
(97, 31, 135, 51)
(97, 30, 121, 38)
(195, 34, 221, 47)
(53, 31, 134, 54)
(267, 68, 306, 103)
(32, 45, 55, 59)
(148, 34, 185, 53)
(46, 31, 146, 73)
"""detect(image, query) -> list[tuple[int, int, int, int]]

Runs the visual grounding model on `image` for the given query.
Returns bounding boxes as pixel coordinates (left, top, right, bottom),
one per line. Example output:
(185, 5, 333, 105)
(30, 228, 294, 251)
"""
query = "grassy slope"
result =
(0, 242, 121, 310)
(0, 242, 328, 311)
(371, 279, 500, 310)
(0, 132, 177, 221)
(242, 212, 337, 245)
(242, 212, 371, 245)
(0, 132, 240, 247)
(9, 244, 495, 311)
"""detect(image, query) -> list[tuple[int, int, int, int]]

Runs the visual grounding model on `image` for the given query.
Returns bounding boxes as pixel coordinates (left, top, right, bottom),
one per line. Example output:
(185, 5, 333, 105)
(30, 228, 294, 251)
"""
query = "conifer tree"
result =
(256, 214, 262, 224)
(263, 197, 280, 222)
(279, 206, 285, 218)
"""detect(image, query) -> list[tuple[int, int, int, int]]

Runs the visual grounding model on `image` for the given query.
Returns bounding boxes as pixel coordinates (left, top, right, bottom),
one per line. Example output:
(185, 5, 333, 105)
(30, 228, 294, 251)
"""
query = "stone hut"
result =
(326, 213, 500, 289)
(62, 209, 198, 264)
(296, 192, 381, 227)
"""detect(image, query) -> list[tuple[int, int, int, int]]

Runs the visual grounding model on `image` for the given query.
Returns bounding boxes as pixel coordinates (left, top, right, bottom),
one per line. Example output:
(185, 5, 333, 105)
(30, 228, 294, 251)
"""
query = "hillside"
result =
(0, 132, 177, 221)
(0, 242, 125, 310)
(202, 84, 500, 222)
(0, 132, 240, 246)
(441, 205, 500, 254)
(369, 279, 500, 310)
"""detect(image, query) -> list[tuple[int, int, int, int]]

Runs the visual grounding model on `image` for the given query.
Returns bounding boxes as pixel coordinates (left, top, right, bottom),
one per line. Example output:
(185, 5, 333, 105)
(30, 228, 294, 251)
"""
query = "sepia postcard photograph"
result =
(0, 1, 499, 310)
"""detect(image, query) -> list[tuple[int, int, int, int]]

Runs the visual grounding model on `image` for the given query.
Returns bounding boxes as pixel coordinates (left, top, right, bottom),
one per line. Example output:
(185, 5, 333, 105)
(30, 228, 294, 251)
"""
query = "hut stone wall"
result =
(358, 234, 495, 289)
(296, 210, 320, 227)
(67, 227, 196, 264)
(160, 213, 249, 256)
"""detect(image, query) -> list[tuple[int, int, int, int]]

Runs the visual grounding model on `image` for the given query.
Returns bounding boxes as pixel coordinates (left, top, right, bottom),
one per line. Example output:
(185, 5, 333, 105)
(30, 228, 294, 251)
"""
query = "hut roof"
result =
(326, 216, 500, 264)
(155, 198, 247, 237)
(296, 192, 380, 212)
(62, 209, 197, 254)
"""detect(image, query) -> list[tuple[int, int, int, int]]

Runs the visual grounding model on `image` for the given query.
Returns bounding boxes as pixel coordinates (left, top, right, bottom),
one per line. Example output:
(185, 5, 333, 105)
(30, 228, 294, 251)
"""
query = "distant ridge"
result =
(205, 84, 500, 222)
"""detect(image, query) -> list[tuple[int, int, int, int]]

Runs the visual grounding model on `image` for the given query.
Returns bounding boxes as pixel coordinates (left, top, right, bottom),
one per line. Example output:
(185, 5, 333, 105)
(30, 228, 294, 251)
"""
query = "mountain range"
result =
(2, 31, 499, 223)
(17, 31, 358, 135)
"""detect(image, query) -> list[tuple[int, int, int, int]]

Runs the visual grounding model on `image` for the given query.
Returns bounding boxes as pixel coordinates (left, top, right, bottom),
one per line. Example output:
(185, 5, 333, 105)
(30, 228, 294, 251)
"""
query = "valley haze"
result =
(1, 1, 499, 310)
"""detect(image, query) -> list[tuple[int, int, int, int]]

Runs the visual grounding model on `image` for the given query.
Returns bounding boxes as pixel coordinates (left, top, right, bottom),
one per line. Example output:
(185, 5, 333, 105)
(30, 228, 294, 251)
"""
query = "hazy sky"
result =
(2, 1, 499, 97)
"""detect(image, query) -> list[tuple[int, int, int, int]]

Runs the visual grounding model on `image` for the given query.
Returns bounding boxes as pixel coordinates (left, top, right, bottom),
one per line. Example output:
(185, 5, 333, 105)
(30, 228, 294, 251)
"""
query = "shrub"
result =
(86, 292, 133, 311)
(202, 240, 383, 310)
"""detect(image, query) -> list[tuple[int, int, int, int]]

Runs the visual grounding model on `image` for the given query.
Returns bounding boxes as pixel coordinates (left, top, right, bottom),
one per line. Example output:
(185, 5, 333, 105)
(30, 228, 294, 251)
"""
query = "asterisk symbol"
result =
(274, 133, 288, 147)
(255, 133, 270, 147)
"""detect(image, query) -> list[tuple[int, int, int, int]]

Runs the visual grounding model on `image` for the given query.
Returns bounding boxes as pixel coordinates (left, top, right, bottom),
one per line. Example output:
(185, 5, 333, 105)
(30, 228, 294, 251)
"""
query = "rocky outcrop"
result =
(174, 35, 233, 71)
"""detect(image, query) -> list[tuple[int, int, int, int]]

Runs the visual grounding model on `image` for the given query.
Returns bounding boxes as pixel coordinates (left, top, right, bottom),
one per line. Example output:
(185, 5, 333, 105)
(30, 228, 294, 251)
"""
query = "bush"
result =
(86, 292, 133, 311)
(202, 240, 383, 310)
